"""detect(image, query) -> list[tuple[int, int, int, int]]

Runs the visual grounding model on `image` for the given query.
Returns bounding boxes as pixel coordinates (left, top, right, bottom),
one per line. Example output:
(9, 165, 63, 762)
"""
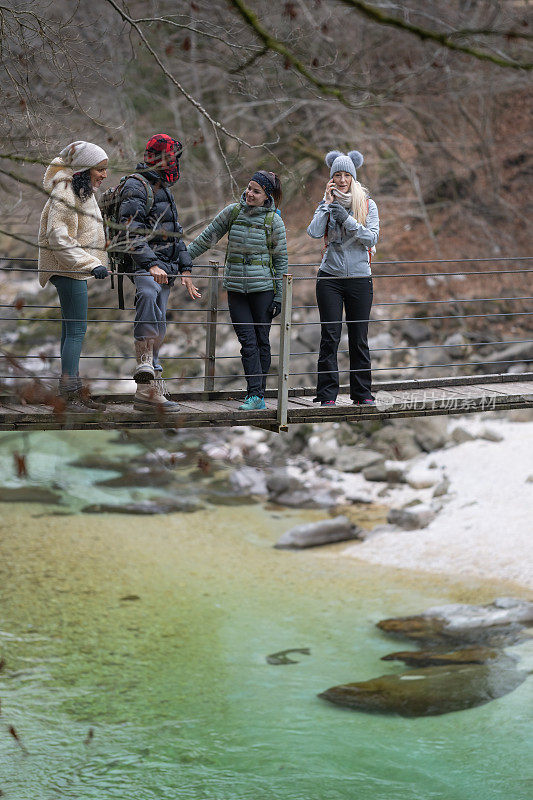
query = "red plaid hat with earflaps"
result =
(144, 133, 183, 184)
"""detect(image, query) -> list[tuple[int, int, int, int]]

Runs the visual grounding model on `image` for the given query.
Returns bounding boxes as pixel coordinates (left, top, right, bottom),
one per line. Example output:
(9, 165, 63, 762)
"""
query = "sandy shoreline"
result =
(343, 418, 533, 591)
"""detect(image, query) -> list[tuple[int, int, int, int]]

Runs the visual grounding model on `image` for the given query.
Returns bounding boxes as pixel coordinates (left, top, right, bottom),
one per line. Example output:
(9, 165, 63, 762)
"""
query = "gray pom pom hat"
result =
(325, 149, 364, 181)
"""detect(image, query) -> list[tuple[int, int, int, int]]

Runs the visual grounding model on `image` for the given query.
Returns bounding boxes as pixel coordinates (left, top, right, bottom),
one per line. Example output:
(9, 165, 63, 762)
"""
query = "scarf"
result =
(322, 187, 352, 208)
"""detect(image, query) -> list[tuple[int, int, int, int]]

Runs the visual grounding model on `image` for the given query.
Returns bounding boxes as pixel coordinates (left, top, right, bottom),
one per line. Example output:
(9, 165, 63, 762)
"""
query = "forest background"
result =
(1, 0, 532, 374)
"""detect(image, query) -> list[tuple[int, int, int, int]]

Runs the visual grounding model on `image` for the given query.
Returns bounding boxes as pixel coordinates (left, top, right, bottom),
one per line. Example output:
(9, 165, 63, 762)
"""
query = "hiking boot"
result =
(133, 339, 155, 384)
(76, 384, 106, 410)
(133, 380, 180, 412)
(56, 391, 92, 414)
(239, 395, 266, 411)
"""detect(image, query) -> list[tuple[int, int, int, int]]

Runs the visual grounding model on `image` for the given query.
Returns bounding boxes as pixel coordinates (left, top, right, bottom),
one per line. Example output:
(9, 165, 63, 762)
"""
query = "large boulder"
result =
(405, 467, 440, 489)
(381, 646, 501, 667)
(274, 515, 361, 549)
(318, 659, 526, 717)
(387, 504, 437, 529)
(371, 425, 423, 461)
(333, 447, 384, 473)
(363, 460, 407, 483)
(229, 466, 268, 495)
(377, 598, 533, 647)
(306, 435, 339, 465)
(266, 466, 342, 508)
(444, 332, 469, 359)
(266, 466, 305, 495)
(407, 417, 449, 452)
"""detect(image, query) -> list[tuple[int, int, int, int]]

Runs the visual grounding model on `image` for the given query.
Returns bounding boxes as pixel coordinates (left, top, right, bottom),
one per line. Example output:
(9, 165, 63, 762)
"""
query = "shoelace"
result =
(154, 377, 170, 398)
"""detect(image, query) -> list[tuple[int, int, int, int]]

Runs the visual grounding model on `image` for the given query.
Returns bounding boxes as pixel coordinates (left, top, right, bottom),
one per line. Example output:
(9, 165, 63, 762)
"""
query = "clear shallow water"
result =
(0, 431, 532, 799)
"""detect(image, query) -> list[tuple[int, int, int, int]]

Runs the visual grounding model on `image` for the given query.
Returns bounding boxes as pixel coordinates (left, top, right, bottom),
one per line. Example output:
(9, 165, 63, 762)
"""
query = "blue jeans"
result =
(50, 276, 88, 379)
(133, 273, 171, 370)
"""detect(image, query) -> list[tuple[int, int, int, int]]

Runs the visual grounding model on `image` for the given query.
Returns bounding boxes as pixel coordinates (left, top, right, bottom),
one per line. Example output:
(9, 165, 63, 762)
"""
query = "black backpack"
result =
(100, 173, 154, 309)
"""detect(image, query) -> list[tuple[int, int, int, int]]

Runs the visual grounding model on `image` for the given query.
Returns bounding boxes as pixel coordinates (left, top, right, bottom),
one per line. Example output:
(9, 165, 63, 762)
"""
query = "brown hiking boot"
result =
(133, 339, 155, 384)
(133, 379, 180, 412)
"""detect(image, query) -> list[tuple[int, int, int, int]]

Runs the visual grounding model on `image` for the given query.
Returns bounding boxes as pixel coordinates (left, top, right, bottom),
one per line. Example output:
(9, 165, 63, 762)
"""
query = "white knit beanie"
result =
(58, 141, 108, 170)
(325, 149, 364, 181)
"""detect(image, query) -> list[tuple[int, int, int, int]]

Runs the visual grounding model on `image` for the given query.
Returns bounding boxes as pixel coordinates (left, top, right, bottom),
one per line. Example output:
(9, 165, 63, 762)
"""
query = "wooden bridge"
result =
(2, 265, 533, 432)
(1, 373, 531, 432)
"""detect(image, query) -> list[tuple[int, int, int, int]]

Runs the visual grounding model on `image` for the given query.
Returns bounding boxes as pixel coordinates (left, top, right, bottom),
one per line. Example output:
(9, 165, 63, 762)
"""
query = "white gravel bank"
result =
(344, 418, 533, 590)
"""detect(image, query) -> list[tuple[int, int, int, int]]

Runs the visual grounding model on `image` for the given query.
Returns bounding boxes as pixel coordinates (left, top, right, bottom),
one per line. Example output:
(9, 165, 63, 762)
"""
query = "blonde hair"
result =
(350, 180, 369, 224)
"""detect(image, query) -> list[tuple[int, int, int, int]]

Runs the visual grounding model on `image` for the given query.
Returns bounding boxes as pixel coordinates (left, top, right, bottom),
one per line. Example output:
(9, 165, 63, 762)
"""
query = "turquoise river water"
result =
(0, 431, 531, 799)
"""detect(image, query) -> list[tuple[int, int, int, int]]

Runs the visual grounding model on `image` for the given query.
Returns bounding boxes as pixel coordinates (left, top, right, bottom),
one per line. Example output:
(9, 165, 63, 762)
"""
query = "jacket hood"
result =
(136, 162, 167, 185)
(43, 157, 74, 192)
(239, 192, 275, 214)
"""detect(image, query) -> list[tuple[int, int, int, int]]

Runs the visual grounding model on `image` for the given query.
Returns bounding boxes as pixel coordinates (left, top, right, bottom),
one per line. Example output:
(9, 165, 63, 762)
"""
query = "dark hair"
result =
(270, 173, 282, 210)
(72, 169, 93, 202)
(253, 170, 283, 209)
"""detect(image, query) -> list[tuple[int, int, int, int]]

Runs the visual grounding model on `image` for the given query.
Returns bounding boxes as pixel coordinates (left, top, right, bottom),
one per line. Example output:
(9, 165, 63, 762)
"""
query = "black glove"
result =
(91, 265, 109, 279)
(268, 300, 282, 319)
(329, 201, 349, 225)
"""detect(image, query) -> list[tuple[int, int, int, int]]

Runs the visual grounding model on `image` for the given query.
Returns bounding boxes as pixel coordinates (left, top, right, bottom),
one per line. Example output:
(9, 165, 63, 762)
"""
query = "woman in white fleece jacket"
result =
(38, 141, 109, 410)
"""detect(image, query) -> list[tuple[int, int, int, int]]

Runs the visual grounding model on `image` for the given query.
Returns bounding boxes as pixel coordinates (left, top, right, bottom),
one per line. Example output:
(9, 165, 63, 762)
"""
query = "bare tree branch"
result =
(337, 0, 533, 70)
(103, 0, 264, 148)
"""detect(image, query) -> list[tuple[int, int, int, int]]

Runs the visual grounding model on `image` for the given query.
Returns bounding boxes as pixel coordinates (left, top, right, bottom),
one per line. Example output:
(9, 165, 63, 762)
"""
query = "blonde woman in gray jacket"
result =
(307, 149, 379, 406)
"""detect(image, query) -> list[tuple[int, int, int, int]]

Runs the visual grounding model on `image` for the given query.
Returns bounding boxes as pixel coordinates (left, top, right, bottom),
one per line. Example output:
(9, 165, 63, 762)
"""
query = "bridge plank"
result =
(1, 378, 531, 432)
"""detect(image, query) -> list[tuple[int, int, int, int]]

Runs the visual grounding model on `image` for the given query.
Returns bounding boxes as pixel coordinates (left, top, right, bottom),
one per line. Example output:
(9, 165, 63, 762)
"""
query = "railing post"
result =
(276, 272, 293, 432)
(204, 261, 219, 393)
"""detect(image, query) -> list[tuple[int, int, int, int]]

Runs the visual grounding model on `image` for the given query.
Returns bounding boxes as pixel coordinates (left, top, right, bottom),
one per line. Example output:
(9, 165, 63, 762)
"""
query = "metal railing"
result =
(1, 256, 533, 429)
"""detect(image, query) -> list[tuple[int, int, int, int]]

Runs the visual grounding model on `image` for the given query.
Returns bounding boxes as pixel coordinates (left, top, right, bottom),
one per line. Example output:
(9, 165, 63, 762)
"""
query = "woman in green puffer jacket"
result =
(188, 171, 287, 410)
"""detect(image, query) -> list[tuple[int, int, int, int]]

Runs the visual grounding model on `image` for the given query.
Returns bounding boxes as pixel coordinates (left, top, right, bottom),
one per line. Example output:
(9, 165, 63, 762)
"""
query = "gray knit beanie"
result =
(325, 149, 364, 181)
(59, 141, 108, 170)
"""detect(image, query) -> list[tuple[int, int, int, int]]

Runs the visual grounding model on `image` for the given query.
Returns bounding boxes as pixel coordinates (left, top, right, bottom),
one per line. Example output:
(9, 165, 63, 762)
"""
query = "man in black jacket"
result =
(118, 133, 200, 411)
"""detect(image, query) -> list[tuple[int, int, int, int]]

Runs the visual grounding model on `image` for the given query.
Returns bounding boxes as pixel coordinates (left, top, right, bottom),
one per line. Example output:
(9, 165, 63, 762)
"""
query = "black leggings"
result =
(227, 290, 274, 397)
(315, 273, 373, 401)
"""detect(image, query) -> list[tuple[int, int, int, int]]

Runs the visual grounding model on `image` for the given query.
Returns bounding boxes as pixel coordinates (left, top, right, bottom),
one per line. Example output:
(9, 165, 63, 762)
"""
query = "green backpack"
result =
(225, 204, 278, 290)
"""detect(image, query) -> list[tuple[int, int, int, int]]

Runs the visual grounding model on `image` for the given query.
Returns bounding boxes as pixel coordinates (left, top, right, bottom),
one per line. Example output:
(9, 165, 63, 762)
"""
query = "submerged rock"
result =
(275, 515, 361, 549)
(68, 454, 126, 471)
(377, 598, 533, 647)
(266, 647, 311, 665)
(81, 498, 201, 515)
(318, 659, 526, 717)
(381, 646, 501, 666)
(0, 486, 62, 504)
(96, 468, 176, 488)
